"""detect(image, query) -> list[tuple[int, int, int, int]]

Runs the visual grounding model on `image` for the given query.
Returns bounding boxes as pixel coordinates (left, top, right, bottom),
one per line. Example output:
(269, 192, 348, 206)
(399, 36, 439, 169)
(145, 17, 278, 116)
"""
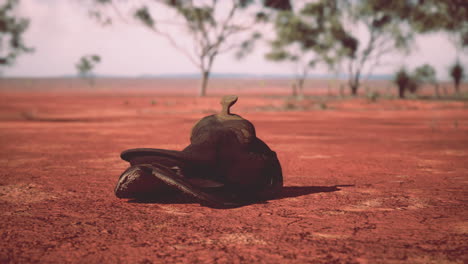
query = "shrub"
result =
(450, 61, 465, 94)
(394, 68, 411, 98)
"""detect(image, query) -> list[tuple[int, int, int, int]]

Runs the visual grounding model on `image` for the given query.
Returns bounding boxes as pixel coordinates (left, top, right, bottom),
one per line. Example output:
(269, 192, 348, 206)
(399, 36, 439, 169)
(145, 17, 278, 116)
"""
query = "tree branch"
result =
(150, 27, 201, 69)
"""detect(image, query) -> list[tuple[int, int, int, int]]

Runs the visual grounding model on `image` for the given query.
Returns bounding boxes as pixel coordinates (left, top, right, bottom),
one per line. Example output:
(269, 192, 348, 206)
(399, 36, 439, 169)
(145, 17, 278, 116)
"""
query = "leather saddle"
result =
(114, 95, 283, 208)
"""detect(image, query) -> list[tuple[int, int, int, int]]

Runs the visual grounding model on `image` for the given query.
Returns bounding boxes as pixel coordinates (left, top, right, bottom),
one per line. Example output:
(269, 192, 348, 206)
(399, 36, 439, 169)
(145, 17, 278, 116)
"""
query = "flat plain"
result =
(0, 78, 467, 263)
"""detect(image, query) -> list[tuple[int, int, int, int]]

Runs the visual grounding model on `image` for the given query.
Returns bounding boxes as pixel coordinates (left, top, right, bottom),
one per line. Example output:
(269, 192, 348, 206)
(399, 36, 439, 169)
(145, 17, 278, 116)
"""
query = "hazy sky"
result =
(3, 0, 466, 80)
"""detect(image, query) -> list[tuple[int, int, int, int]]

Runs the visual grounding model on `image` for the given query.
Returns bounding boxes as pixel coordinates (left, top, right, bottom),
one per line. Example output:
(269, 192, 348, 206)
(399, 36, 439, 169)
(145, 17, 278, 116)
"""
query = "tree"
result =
(265, 1, 356, 98)
(0, 0, 33, 72)
(385, 0, 468, 51)
(265, 11, 316, 98)
(367, 0, 467, 98)
(88, 0, 264, 96)
(76, 55, 101, 86)
(394, 67, 420, 99)
(394, 68, 411, 99)
(450, 61, 465, 94)
(394, 64, 441, 99)
(338, 0, 413, 96)
(413, 64, 439, 98)
(268, 0, 412, 96)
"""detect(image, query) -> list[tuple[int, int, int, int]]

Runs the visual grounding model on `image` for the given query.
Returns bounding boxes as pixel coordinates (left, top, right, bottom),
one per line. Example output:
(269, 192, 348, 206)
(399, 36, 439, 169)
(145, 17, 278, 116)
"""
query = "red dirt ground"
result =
(0, 81, 467, 263)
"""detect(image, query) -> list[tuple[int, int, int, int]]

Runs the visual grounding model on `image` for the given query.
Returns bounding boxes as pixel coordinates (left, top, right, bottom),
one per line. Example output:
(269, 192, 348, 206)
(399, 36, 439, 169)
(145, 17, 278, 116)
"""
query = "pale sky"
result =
(3, 0, 466, 80)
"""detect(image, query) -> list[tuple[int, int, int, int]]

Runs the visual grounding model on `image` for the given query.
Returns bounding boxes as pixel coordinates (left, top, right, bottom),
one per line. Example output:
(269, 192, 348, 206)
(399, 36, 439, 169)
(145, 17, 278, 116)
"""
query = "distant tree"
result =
(394, 65, 440, 99)
(76, 55, 101, 86)
(394, 67, 419, 99)
(265, 1, 355, 98)
(265, 0, 465, 97)
(449, 61, 465, 94)
(413, 64, 439, 97)
(0, 0, 33, 73)
(394, 68, 410, 99)
(265, 10, 316, 98)
(266, 1, 411, 96)
(368, 0, 468, 94)
(338, 0, 413, 96)
(87, 0, 266, 96)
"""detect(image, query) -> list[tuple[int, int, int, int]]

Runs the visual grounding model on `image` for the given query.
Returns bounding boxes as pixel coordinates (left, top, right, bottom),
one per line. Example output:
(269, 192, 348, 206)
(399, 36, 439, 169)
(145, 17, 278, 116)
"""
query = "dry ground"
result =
(0, 79, 467, 263)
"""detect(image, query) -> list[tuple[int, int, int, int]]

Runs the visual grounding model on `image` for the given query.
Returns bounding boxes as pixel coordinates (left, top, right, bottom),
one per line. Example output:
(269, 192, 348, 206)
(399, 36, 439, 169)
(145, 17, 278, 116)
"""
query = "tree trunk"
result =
(434, 84, 440, 98)
(443, 85, 449, 96)
(88, 77, 95, 87)
(454, 80, 460, 94)
(351, 83, 358, 96)
(291, 83, 297, 97)
(398, 85, 405, 99)
(349, 72, 361, 96)
(199, 71, 209, 97)
(297, 78, 305, 100)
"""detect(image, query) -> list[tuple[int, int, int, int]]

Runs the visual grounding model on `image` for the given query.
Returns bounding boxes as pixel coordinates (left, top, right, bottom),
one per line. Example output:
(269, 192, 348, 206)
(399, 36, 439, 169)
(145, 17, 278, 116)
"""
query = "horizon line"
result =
(1, 72, 395, 80)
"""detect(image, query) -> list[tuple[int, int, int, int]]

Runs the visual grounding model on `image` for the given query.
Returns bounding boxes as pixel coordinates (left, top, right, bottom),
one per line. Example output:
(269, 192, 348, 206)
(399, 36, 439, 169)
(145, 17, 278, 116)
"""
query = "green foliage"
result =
(266, 0, 412, 96)
(341, 0, 414, 95)
(268, 1, 356, 61)
(413, 1, 467, 47)
(236, 36, 258, 59)
(89, 0, 264, 96)
(414, 64, 437, 84)
(300, 1, 357, 60)
(90, 55, 101, 62)
(366, 91, 380, 102)
(155, 1, 263, 96)
(412, 63, 438, 92)
(395, 64, 450, 98)
(363, 0, 468, 48)
(413, 64, 442, 97)
(265, 0, 356, 97)
(76, 55, 101, 85)
(176, 6, 216, 32)
(239, 0, 254, 8)
(0, 0, 33, 68)
(134, 6, 155, 28)
(265, 49, 289, 61)
(351, 0, 414, 51)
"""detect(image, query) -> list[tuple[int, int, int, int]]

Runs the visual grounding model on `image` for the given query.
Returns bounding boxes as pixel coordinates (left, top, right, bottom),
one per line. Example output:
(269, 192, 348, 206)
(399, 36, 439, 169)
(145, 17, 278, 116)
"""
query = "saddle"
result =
(114, 95, 283, 208)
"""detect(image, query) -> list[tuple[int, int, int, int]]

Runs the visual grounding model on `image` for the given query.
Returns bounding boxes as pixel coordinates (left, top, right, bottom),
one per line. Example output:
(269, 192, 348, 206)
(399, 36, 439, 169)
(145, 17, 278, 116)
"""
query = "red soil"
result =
(0, 81, 467, 263)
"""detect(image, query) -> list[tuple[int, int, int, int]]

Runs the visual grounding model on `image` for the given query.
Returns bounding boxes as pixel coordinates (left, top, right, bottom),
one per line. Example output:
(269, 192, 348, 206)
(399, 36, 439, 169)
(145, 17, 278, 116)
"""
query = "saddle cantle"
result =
(115, 95, 283, 208)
